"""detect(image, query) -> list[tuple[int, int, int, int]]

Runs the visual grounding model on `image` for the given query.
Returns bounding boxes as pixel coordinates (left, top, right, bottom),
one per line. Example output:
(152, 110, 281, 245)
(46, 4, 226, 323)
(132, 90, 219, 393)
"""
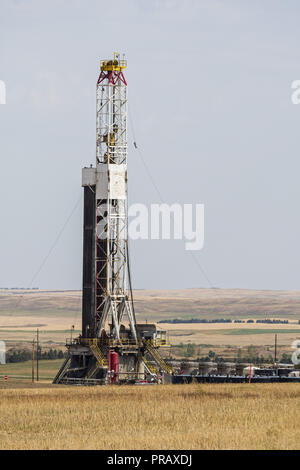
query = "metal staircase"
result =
(86, 362, 99, 379)
(52, 355, 71, 384)
(90, 342, 108, 368)
(144, 339, 174, 375)
(143, 356, 158, 375)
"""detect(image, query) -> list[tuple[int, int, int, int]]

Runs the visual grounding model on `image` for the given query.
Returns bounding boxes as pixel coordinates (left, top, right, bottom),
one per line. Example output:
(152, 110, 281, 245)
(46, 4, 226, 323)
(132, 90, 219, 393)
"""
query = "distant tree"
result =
(236, 349, 242, 363)
(217, 356, 225, 363)
(184, 343, 195, 358)
(48, 349, 55, 360)
(280, 353, 292, 364)
(208, 350, 216, 360)
(267, 354, 274, 363)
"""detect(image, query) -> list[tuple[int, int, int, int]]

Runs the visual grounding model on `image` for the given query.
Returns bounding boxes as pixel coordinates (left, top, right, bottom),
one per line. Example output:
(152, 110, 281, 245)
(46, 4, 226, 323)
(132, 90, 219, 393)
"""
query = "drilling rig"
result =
(53, 53, 173, 385)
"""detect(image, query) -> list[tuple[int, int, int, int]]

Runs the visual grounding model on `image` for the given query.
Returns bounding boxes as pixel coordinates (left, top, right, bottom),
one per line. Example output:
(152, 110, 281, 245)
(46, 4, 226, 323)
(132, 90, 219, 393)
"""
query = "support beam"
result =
(82, 185, 96, 337)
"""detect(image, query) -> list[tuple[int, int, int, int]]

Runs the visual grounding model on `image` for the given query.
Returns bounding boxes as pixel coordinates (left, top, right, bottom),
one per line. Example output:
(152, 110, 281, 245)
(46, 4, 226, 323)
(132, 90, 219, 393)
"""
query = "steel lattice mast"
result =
(53, 54, 170, 386)
(93, 53, 137, 342)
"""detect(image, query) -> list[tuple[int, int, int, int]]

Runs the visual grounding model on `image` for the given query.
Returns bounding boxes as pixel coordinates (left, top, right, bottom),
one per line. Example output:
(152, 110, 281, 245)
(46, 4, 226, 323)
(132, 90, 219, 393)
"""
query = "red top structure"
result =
(97, 53, 127, 85)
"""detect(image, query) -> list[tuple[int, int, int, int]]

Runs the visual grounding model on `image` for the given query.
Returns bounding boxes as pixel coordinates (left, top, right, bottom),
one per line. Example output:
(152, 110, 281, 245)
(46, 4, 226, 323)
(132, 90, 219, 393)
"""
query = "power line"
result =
(129, 109, 164, 202)
(28, 194, 82, 288)
(128, 108, 252, 313)
(128, 106, 217, 290)
(14, 194, 83, 311)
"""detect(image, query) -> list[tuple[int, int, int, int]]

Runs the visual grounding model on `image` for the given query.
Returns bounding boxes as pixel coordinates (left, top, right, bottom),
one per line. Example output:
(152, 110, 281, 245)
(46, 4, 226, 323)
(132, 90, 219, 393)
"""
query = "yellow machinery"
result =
(101, 52, 127, 72)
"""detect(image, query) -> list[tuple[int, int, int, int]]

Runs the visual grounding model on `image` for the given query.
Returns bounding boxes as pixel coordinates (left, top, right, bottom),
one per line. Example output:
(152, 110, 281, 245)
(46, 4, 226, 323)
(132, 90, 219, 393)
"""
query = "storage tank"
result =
(289, 370, 300, 377)
(198, 363, 210, 375)
(217, 363, 227, 375)
(207, 362, 218, 375)
(243, 365, 259, 377)
(179, 361, 197, 374)
(217, 362, 235, 375)
(236, 363, 248, 375)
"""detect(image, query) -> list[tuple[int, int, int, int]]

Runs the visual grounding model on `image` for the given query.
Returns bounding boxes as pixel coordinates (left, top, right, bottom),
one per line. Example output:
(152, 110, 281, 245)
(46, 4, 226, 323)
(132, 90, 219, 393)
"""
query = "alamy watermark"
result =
(129, 203, 204, 251)
(291, 339, 300, 365)
(0, 80, 6, 104)
(97, 203, 204, 251)
(0, 341, 6, 364)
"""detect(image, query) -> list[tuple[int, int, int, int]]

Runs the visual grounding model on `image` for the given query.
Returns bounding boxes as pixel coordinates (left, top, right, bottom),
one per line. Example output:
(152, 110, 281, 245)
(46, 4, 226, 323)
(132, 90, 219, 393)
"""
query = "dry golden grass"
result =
(0, 383, 299, 450)
(3, 287, 300, 324)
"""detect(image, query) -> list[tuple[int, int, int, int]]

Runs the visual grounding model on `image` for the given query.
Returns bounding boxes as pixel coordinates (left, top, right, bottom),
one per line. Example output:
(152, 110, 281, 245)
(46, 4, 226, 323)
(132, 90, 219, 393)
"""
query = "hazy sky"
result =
(1, 0, 300, 291)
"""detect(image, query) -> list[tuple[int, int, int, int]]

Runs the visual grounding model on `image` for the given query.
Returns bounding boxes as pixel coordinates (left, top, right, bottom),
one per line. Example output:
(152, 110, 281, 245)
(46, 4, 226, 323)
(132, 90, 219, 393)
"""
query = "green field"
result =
(0, 329, 80, 334)
(0, 359, 64, 381)
(210, 328, 300, 336)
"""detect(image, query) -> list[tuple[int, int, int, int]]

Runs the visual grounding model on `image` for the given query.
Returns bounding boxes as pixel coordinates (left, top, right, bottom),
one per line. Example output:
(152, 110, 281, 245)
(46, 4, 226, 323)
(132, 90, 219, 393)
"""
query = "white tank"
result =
(243, 365, 260, 376)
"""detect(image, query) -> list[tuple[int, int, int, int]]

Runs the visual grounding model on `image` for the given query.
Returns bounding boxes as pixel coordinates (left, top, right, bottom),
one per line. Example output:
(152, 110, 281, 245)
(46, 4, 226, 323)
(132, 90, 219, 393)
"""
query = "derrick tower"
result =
(83, 52, 137, 342)
(53, 54, 171, 385)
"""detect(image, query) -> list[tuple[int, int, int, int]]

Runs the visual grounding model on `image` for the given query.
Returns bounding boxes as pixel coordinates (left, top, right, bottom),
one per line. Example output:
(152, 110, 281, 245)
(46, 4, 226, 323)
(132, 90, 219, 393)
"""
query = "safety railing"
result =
(143, 339, 175, 375)
(66, 336, 169, 349)
(143, 357, 158, 375)
(100, 58, 127, 72)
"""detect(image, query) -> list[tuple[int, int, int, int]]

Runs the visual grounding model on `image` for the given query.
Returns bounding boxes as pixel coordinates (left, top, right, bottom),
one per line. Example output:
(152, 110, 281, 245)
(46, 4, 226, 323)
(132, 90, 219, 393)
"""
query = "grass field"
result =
(219, 328, 300, 335)
(0, 359, 64, 381)
(0, 383, 299, 450)
(1, 290, 300, 450)
(1, 288, 300, 360)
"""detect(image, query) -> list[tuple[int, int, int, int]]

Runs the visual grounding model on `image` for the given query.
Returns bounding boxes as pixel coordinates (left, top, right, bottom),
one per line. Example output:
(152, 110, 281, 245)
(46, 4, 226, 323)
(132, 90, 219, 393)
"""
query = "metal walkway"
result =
(172, 374, 300, 384)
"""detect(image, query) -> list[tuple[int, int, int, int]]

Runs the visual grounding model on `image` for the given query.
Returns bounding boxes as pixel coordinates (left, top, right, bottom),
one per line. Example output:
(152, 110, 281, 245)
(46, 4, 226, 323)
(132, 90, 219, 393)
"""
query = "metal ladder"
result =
(144, 339, 174, 375)
(52, 355, 71, 384)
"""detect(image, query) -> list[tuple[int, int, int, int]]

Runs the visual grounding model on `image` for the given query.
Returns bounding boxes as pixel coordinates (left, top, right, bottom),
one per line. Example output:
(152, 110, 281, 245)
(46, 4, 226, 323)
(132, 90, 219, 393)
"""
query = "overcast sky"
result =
(1, 0, 300, 291)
